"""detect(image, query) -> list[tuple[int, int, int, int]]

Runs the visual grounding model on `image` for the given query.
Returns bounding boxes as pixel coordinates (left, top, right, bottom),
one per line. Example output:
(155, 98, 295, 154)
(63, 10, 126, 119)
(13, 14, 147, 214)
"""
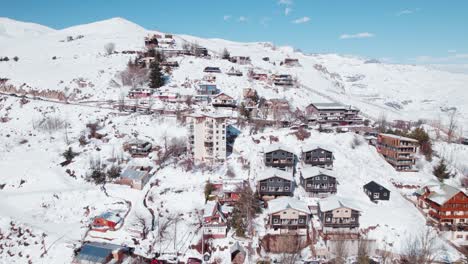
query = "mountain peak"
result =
(58, 17, 147, 35)
(0, 17, 55, 38)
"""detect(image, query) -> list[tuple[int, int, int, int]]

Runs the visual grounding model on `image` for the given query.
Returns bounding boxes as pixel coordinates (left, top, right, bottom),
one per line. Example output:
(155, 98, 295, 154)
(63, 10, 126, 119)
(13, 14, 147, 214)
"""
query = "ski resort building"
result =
(264, 144, 296, 171)
(203, 201, 231, 239)
(415, 183, 468, 231)
(212, 93, 236, 108)
(299, 167, 337, 198)
(187, 113, 228, 163)
(317, 197, 361, 235)
(377, 133, 418, 171)
(363, 181, 390, 201)
(301, 146, 334, 169)
(267, 197, 311, 234)
(306, 102, 362, 125)
(257, 168, 294, 199)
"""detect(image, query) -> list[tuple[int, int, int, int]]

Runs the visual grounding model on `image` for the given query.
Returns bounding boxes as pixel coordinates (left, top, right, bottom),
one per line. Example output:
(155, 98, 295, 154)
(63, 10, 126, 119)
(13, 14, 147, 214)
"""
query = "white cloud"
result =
(285, 7, 292, 16)
(339, 32, 374, 39)
(223, 15, 231, 21)
(291, 16, 310, 24)
(448, 49, 457, 53)
(278, 0, 293, 5)
(455, 53, 468, 59)
(396, 8, 420, 16)
(396, 10, 413, 16)
(238, 16, 248, 22)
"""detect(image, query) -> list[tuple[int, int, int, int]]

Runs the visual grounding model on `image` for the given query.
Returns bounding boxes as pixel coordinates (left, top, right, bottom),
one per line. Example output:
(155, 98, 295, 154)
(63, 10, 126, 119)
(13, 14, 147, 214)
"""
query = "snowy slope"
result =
(0, 17, 467, 263)
(1, 17, 468, 131)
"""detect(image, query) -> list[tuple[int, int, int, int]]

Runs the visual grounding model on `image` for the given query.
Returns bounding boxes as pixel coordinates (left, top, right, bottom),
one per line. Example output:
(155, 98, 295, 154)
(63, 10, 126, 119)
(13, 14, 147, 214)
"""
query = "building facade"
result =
(416, 183, 468, 231)
(377, 133, 418, 171)
(257, 168, 294, 198)
(363, 181, 390, 201)
(267, 197, 311, 234)
(299, 167, 337, 197)
(264, 145, 295, 170)
(301, 147, 334, 169)
(306, 103, 361, 125)
(318, 197, 360, 234)
(187, 113, 227, 163)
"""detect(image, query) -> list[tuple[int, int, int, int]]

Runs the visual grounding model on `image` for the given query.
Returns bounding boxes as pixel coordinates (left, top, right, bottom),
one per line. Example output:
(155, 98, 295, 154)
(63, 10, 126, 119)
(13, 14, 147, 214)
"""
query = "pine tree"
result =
(149, 61, 165, 88)
(62, 147, 77, 162)
(221, 48, 230, 60)
(107, 164, 121, 179)
(433, 159, 452, 181)
(409, 127, 433, 161)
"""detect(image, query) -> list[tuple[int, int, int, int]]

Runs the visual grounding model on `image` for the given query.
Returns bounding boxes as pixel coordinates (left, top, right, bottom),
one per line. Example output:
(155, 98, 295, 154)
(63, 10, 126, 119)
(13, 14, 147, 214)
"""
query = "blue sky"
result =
(2, 0, 467, 64)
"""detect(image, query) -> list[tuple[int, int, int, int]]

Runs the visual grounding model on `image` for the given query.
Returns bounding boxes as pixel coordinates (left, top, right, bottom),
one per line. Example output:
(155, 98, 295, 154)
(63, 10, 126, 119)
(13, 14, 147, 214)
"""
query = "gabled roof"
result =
(300, 167, 336, 179)
(268, 197, 310, 214)
(76, 242, 126, 263)
(121, 167, 151, 181)
(203, 201, 228, 222)
(419, 183, 466, 205)
(364, 181, 389, 193)
(264, 143, 295, 155)
(95, 211, 123, 224)
(302, 145, 333, 154)
(257, 167, 293, 182)
(214, 93, 234, 100)
(319, 196, 360, 212)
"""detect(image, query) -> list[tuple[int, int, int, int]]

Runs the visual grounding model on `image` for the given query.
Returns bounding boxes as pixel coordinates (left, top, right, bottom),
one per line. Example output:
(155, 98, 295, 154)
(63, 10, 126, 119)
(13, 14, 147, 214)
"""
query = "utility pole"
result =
(174, 217, 178, 254)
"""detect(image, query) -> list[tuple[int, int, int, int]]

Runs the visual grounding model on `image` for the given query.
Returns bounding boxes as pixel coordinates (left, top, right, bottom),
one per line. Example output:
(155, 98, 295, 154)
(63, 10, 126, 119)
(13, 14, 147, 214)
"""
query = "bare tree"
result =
(156, 136, 186, 167)
(135, 214, 150, 240)
(104, 42, 115, 55)
(277, 235, 304, 264)
(377, 112, 388, 133)
(332, 238, 348, 264)
(357, 236, 371, 264)
(400, 228, 440, 264)
(447, 110, 458, 143)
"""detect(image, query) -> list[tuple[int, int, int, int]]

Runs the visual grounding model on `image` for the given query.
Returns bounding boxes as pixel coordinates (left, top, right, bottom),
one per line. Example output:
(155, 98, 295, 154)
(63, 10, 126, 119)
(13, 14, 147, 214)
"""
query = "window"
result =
(285, 186, 289, 191)
(384, 193, 388, 196)
(323, 176, 327, 180)
(306, 184, 312, 187)
(299, 218, 304, 223)
(261, 186, 266, 190)
(273, 218, 279, 224)
(269, 179, 273, 182)
(315, 176, 320, 180)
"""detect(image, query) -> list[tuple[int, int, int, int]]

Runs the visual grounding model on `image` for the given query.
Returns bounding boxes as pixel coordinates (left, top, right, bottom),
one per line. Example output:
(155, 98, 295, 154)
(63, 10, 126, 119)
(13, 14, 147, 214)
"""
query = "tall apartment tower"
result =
(377, 133, 418, 171)
(187, 113, 227, 163)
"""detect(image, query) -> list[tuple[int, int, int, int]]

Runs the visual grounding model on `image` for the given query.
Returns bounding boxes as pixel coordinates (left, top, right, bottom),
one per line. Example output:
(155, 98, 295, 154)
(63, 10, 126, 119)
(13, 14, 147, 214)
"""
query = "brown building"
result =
(377, 133, 418, 171)
(415, 183, 468, 231)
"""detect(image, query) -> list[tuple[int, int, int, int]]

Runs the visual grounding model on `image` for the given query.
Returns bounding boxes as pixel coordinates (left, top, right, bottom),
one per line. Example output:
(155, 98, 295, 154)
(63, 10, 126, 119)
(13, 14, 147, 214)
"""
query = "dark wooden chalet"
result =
(300, 167, 337, 197)
(301, 146, 334, 169)
(363, 181, 390, 201)
(264, 145, 296, 170)
(257, 168, 294, 198)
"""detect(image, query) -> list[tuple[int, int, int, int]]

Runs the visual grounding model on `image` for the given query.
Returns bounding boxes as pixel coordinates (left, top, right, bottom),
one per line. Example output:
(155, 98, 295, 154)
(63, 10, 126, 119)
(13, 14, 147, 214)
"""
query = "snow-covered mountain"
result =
(0, 17, 467, 263)
(1, 17, 467, 131)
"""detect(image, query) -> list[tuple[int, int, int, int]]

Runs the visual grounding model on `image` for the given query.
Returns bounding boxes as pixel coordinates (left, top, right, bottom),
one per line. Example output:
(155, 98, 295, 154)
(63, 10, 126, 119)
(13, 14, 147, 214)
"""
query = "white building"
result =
(187, 113, 228, 163)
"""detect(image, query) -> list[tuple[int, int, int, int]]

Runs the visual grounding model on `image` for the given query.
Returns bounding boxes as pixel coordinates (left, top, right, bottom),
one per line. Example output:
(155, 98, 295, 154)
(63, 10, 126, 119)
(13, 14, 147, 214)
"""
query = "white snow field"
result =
(0, 17, 467, 263)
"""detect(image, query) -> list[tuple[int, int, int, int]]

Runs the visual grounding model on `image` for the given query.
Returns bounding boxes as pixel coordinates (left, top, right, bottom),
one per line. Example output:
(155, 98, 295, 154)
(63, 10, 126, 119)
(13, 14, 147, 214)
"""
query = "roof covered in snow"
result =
(263, 143, 295, 155)
(319, 196, 360, 212)
(300, 167, 336, 179)
(268, 197, 310, 214)
(309, 102, 359, 111)
(76, 242, 127, 263)
(121, 167, 150, 181)
(420, 183, 466, 205)
(257, 167, 293, 182)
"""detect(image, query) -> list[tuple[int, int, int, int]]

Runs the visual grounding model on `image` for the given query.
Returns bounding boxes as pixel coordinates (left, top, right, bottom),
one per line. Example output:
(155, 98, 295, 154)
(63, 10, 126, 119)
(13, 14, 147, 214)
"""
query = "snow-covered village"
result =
(1, 2, 468, 264)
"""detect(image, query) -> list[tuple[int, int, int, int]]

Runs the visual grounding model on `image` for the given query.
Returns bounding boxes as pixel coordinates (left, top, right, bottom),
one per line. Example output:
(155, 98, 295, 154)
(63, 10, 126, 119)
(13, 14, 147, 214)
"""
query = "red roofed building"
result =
(415, 183, 468, 231)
